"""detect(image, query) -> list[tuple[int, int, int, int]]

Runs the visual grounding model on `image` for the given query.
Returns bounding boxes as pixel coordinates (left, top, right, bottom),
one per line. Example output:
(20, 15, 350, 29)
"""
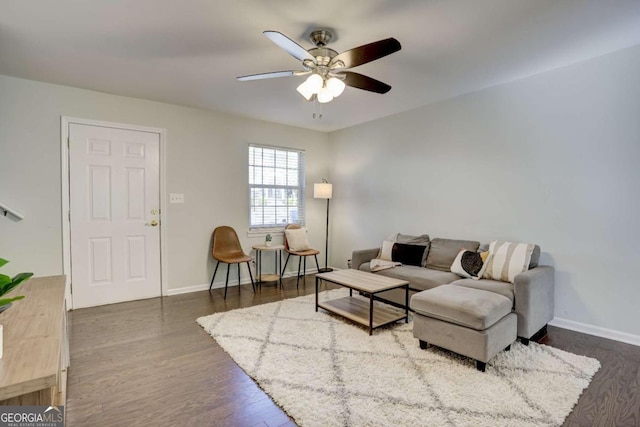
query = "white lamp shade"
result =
(326, 77, 346, 97)
(317, 86, 334, 103)
(314, 182, 333, 199)
(305, 74, 324, 93)
(296, 81, 314, 100)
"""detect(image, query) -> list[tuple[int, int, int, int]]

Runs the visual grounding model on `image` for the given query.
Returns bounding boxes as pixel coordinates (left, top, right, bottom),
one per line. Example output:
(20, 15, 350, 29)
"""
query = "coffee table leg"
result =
(315, 276, 319, 312)
(405, 284, 409, 323)
(369, 293, 374, 335)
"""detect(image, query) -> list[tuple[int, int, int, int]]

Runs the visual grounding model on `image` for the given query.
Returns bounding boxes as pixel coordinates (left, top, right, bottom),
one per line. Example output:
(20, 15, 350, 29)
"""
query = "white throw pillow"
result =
(285, 228, 311, 251)
(379, 240, 395, 261)
(482, 241, 535, 283)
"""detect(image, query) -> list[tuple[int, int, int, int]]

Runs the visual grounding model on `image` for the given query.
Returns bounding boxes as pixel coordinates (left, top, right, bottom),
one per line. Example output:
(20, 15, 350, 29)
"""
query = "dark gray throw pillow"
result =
(392, 243, 427, 267)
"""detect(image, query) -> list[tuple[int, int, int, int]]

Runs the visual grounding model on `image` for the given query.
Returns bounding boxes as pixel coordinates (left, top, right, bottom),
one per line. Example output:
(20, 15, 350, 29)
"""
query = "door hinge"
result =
(69, 282, 73, 295)
(67, 137, 70, 148)
(68, 211, 71, 221)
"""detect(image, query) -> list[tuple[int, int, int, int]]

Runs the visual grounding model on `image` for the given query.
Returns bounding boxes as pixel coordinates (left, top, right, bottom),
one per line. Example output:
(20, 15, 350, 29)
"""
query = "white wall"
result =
(329, 45, 640, 338)
(0, 75, 330, 293)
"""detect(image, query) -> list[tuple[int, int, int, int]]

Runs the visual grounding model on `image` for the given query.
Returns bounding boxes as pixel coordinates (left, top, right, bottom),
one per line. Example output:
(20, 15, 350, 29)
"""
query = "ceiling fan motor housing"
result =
(309, 30, 333, 47)
(308, 47, 338, 66)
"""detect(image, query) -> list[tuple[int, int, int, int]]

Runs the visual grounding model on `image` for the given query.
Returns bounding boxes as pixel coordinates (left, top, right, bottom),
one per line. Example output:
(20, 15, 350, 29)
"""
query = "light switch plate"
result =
(169, 193, 184, 204)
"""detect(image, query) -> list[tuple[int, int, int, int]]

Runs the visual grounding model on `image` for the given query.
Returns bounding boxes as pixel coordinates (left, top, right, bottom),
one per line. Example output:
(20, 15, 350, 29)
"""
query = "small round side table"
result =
(252, 244, 285, 288)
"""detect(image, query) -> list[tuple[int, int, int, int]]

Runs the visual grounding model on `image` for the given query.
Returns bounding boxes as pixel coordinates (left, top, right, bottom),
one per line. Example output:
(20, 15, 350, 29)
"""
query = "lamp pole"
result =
(314, 180, 333, 273)
(321, 196, 332, 272)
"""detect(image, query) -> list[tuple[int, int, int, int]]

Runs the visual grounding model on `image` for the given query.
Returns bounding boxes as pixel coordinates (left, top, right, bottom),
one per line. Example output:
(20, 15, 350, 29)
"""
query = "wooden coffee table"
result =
(315, 269, 409, 335)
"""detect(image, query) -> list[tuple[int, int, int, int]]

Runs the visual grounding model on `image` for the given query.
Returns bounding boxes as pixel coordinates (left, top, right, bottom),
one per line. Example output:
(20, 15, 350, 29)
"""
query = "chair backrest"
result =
(212, 226, 244, 260)
(283, 224, 301, 251)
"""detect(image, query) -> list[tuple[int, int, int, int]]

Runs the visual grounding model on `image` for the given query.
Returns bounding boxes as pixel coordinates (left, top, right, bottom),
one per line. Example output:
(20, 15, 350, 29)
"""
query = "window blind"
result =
(248, 144, 306, 228)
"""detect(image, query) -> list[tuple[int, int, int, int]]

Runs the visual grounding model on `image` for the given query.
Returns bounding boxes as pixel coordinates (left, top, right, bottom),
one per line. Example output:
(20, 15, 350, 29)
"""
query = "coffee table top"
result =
(316, 269, 408, 293)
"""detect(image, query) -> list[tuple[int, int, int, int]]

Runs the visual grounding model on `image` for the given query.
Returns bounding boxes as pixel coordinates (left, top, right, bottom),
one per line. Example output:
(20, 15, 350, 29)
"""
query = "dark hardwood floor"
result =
(67, 276, 640, 426)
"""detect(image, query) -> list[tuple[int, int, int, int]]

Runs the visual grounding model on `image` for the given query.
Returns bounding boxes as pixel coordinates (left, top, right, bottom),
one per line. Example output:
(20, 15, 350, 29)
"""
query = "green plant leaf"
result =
(0, 272, 33, 297)
(0, 295, 25, 306)
(0, 258, 8, 268)
(11, 272, 33, 285)
(0, 275, 12, 294)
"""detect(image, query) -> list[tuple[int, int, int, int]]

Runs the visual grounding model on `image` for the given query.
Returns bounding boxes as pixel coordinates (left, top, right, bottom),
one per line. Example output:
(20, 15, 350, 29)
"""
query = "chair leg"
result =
(247, 262, 255, 293)
(237, 263, 241, 294)
(314, 255, 320, 273)
(303, 257, 307, 283)
(209, 262, 220, 291)
(224, 263, 230, 300)
(282, 254, 291, 276)
(297, 256, 302, 288)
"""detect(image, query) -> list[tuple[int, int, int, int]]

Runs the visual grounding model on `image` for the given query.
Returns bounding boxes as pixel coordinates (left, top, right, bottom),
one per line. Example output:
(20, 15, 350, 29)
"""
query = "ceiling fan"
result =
(237, 30, 401, 103)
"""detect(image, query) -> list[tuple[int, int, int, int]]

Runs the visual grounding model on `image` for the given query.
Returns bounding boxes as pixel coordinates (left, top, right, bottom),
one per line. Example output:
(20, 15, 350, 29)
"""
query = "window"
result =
(249, 144, 305, 229)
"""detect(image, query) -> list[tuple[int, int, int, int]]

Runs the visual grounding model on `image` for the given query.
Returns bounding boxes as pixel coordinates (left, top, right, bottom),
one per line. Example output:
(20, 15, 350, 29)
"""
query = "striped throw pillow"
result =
(482, 241, 535, 283)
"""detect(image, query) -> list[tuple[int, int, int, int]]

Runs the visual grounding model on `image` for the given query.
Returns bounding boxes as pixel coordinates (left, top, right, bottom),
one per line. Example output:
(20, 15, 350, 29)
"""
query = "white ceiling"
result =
(2, 0, 640, 132)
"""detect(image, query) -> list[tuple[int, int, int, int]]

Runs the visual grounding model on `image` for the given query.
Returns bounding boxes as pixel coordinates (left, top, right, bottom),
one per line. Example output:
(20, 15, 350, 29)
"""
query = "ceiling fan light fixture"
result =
(305, 73, 324, 94)
(317, 85, 334, 103)
(296, 81, 314, 100)
(326, 77, 346, 97)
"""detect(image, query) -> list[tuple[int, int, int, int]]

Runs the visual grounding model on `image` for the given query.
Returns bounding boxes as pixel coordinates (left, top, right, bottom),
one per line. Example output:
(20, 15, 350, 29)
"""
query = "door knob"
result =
(149, 220, 159, 227)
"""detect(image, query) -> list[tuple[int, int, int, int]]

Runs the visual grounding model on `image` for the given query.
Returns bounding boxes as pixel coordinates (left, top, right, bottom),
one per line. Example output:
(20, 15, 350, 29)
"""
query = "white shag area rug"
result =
(197, 289, 600, 427)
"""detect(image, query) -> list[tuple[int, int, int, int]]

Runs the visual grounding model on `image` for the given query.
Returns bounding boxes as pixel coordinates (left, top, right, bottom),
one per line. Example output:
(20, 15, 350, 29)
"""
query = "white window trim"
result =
(248, 143, 306, 229)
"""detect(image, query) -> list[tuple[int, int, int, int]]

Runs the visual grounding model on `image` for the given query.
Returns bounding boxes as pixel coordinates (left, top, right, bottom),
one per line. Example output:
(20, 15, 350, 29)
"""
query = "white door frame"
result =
(61, 116, 168, 309)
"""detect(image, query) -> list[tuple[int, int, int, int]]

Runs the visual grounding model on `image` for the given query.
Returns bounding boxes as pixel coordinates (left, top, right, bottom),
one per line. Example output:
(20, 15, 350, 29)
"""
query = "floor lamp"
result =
(314, 179, 333, 273)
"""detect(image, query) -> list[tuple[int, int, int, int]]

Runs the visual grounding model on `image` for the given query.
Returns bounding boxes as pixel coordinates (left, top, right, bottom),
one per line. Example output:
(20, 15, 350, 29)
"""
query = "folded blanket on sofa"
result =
(370, 258, 401, 272)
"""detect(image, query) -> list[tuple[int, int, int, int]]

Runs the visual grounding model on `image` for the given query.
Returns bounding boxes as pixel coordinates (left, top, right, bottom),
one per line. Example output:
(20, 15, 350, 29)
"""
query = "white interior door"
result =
(69, 123, 161, 308)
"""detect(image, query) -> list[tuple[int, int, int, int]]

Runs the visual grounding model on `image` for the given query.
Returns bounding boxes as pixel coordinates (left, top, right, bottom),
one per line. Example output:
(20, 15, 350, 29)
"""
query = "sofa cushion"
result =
(450, 278, 514, 303)
(359, 263, 458, 291)
(410, 286, 512, 330)
(396, 234, 431, 266)
(426, 238, 480, 272)
(483, 241, 535, 283)
(391, 243, 427, 267)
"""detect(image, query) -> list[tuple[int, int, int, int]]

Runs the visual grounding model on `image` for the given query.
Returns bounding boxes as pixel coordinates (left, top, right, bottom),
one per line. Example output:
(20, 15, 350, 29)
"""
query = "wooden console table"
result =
(0, 275, 69, 406)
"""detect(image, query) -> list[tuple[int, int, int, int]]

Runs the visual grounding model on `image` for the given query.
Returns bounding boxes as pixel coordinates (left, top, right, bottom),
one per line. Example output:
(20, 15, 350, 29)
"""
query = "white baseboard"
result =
(550, 317, 640, 347)
(166, 283, 211, 296)
(164, 266, 334, 297)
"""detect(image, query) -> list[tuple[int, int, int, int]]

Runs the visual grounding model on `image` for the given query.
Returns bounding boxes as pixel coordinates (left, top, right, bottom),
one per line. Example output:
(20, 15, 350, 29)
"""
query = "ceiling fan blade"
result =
(237, 70, 305, 81)
(331, 38, 401, 69)
(340, 71, 392, 94)
(263, 31, 316, 63)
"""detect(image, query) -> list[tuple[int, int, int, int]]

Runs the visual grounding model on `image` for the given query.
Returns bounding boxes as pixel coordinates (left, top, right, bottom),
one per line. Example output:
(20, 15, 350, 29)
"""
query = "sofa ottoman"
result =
(411, 285, 517, 372)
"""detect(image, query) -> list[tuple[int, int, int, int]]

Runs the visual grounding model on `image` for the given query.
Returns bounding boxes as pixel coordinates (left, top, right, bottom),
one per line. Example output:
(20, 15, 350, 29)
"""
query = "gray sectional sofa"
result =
(351, 236, 554, 341)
